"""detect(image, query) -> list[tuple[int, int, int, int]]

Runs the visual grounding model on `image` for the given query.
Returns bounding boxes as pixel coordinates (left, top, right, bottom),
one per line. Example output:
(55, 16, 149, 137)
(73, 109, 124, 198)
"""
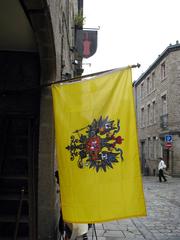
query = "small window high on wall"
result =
(161, 61, 166, 80)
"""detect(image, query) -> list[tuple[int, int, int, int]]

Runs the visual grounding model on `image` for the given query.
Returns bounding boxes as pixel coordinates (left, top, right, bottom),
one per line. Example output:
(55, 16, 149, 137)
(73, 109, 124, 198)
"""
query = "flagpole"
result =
(0, 64, 140, 95)
(43, 63, 141, 87)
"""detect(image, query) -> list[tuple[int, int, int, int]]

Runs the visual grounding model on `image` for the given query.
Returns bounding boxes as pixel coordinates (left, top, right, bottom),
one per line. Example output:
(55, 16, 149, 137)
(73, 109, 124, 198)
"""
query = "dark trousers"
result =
(159, 169, 167, 182)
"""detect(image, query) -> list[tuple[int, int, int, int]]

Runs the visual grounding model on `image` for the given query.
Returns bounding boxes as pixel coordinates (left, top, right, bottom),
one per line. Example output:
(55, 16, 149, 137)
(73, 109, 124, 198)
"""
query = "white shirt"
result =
(158, 160, 166, 170)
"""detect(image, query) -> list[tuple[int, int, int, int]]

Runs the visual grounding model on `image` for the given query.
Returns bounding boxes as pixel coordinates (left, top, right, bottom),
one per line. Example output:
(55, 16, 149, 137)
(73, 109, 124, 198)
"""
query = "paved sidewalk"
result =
(88, 176, 180, 240)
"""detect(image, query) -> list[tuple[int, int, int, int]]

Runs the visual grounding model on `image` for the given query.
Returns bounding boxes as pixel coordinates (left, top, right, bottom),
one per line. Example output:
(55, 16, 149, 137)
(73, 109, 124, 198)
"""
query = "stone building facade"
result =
(0, 0, 84, 239)
(134, 41, 180, 177)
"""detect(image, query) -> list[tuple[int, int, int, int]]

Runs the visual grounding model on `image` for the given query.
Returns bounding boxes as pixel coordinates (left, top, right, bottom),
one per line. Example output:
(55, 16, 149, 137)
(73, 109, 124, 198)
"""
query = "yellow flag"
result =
(52, 67, 146, 223)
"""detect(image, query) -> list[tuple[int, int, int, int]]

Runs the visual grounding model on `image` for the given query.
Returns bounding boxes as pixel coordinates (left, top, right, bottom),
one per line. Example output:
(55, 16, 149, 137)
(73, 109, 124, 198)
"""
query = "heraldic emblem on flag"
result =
(66, 116, 124, 172)
(52, 67, 147, 223)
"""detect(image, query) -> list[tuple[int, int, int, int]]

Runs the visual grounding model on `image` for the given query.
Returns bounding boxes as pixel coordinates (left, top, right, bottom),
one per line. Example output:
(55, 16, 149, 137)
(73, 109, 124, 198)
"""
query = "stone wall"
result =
(36, 1, 80, 239)
(23, 0, 81, 239)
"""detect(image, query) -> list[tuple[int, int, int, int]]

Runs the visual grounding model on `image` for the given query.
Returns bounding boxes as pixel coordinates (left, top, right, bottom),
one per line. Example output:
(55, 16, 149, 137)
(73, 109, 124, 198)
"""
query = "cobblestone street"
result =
(88, 176, 180, 240)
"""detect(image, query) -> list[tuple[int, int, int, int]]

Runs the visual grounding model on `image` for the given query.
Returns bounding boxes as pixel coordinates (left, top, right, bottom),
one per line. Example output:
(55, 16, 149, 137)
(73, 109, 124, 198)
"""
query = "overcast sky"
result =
(82, 0, 180, 81)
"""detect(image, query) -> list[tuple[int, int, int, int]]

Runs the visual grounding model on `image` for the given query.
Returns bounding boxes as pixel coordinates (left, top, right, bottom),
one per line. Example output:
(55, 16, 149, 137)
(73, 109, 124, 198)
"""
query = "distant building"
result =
(134, 41, 180, 177)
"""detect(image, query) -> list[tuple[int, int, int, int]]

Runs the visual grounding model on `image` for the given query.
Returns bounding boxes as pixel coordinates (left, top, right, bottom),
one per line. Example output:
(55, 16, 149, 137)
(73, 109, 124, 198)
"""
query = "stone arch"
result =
(20, 1, 58, 239)
(20, 0, 56, 85)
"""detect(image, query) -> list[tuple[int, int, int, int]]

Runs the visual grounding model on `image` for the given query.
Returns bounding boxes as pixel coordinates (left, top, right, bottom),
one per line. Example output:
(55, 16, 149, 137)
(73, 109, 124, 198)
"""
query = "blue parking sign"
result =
(165, 135, 172, 142)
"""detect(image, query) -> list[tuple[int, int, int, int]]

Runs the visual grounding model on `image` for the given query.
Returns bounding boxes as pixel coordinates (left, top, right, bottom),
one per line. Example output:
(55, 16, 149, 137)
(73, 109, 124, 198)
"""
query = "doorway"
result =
(141, 141, 146, 174)
(0, 114, 39, 239)
(0, 51, 40, 240)
(163, 148, 170, 170)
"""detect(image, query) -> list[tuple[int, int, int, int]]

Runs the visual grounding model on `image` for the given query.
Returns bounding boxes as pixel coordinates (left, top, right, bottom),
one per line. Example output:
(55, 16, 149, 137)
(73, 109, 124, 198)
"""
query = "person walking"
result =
(158, 157, 167, 182)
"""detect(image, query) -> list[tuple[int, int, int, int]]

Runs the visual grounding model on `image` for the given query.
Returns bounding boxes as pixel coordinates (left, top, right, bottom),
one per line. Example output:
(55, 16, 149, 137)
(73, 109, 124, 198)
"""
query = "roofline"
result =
(134, 41, 180, 86)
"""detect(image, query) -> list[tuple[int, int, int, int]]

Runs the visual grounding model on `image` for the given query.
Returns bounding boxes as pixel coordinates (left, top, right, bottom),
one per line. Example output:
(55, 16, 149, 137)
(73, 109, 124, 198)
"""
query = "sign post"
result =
(164, 135, 173, 149)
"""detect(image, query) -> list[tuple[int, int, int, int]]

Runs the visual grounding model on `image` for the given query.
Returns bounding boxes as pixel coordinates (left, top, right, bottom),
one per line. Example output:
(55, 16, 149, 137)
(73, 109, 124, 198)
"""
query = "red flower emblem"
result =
(86, 136, 101, 160)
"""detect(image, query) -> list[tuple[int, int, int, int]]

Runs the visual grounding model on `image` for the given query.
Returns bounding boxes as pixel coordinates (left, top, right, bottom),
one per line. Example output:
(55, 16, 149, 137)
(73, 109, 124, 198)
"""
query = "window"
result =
(147, 104, 150, 125)
(147, 77, 150, 94)
(152, 136, 156, 159)
(140, 82, 144, 98)
(161, 61, 166, 79)
(151, 72, 155, 90)
(160, 94, 168, 129)
(152, 100, 156, 123)
(162, 94, 167, 115)
(147, 137, 151, 159)
(141, 107, 145, 127)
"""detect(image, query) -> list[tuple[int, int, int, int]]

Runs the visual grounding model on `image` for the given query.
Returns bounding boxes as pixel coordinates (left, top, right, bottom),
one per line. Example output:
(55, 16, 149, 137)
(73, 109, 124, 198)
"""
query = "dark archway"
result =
(0, 1, 56, 239)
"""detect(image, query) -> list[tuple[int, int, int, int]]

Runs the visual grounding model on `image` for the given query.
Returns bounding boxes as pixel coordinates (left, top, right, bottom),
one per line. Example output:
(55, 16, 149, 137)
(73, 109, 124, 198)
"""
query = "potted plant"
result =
(74, 8, 85, 29)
